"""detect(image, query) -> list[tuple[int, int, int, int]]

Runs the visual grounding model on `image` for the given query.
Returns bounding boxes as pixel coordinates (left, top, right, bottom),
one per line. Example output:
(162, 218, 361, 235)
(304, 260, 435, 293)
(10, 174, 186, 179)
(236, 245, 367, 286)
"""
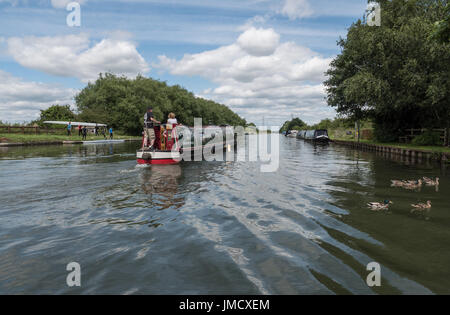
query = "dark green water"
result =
(0, 137, 449, 294)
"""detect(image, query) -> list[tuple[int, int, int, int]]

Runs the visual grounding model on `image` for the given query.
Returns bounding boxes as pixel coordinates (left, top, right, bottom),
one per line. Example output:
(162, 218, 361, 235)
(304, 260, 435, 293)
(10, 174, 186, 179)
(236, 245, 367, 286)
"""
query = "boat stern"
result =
(137, 149, 182, 165)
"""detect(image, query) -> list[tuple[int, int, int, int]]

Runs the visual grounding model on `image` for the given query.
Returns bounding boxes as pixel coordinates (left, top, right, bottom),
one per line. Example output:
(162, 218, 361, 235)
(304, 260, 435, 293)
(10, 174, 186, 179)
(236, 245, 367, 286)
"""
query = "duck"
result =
(403, 179, 423, 189)
(423, 177, 439, 186)
(368, 200, 393, 211)
(391, 180, 405, 187)
(411, 200, 432, 210)
(391, 179, 422, 188)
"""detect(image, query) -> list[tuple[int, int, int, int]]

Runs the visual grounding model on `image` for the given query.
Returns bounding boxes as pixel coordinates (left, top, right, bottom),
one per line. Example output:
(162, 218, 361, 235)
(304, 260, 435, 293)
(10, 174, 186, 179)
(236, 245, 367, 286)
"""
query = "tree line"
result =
(324, 0, 449, 142)
(36, 73, 247, 135)
(279, 117, 364, 133)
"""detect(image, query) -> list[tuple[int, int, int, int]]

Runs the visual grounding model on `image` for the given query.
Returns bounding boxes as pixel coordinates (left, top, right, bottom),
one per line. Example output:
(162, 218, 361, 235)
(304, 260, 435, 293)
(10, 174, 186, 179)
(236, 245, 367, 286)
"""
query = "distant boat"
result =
(286, 130, 298, 138)
(297, 129, 330, 143)
(43, 121, 107, 127)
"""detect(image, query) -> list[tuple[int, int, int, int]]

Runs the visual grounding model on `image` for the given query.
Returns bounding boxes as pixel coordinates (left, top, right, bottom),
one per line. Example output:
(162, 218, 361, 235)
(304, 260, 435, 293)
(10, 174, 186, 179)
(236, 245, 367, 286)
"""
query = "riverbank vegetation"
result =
(2, 74, 247, 137)
(280, 117, 372, 136)
(334, 138, 450, 154)
(34, 74, 246, 136)
(75, 74, 247, 135)
(324, 0, 449, 143)
(0, 133, 141, 144)
(280, 116, 450, 154)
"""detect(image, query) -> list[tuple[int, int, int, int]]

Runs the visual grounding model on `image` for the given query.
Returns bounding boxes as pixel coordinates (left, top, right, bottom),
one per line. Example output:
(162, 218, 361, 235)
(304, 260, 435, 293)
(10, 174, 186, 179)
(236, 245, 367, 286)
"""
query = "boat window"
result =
(316, 130, 328, 137)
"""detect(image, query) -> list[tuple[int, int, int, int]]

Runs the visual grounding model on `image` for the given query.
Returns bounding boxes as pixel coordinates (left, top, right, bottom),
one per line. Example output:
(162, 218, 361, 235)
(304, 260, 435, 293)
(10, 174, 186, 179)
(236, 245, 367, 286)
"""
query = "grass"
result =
(0, 133, 141, 144)
(329, 129, 450, 154)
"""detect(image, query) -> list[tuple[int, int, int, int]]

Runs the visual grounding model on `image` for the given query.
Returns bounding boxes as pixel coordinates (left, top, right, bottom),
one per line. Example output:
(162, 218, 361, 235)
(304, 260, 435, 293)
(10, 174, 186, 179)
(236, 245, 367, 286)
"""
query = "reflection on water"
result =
(140, 165, 183, 210)
(0, 138, 449, 294)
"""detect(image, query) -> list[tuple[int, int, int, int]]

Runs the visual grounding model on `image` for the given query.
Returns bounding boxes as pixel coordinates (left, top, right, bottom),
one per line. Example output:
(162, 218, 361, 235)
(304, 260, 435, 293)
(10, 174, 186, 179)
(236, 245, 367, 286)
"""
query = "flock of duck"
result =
(367, 177, 440, 211)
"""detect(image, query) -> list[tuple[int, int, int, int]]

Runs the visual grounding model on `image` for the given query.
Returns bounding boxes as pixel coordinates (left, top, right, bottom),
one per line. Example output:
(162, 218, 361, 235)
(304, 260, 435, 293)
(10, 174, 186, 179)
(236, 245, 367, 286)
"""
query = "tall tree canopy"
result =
(38, 105, 76, 123)
(432, 1, 450, 42)
(279, 118, 307, 132)
(75, 73, 247, 135)
(325, 0, 449, 141)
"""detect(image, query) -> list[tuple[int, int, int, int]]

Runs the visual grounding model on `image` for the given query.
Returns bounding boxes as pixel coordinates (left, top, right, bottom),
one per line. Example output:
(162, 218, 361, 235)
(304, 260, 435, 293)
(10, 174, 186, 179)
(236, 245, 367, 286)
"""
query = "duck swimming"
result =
(423, 177, 439, 186)
(403, 179, 423, 190)
(411, 200, 432, 210)
(368, 200, 393, 211)
(391, 179, 423, 189)
(391, 180, 405, 187)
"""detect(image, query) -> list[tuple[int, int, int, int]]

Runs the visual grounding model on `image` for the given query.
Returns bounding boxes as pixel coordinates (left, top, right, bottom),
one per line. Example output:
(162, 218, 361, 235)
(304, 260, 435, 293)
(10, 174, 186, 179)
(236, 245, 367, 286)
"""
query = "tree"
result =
(38, 105, 76, 124)
(75, 73, 247, 135)
(324, 0, 450, 142)
(279, 117, 307, 133)
(432, 1, 450, 43)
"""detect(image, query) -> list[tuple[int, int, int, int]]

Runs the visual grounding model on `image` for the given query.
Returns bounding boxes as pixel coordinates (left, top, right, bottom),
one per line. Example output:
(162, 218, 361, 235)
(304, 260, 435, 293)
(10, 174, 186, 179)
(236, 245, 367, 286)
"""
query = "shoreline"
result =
(0, 139, 142, 147)
(332, 140, 450, 163)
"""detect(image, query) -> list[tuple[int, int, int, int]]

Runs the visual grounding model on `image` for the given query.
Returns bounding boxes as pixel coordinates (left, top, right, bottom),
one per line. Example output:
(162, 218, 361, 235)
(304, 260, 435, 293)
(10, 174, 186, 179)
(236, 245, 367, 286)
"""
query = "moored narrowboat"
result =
(297, 129, 330, 143)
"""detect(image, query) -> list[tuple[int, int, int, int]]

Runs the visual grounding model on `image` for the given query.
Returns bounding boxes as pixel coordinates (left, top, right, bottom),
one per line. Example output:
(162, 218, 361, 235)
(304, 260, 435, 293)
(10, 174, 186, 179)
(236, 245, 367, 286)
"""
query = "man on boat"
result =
(144, 107, 161, 149)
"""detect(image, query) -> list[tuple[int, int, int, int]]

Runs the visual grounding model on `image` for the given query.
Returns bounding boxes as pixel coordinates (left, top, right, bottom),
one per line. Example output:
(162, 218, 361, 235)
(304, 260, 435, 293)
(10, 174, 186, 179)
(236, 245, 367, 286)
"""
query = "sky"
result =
(0, 0, 370, 126)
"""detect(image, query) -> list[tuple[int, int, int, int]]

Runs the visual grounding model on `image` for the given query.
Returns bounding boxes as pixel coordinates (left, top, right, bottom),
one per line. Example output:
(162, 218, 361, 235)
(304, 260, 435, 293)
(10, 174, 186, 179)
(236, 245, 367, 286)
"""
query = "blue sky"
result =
(0, 0, 370, 125)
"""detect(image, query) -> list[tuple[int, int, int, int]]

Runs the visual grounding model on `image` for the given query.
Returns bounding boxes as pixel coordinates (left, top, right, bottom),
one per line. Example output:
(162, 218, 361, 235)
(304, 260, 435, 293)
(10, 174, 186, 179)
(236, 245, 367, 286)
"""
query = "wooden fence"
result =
(400, 128, 449, 146)
(0, 125, 67, 135)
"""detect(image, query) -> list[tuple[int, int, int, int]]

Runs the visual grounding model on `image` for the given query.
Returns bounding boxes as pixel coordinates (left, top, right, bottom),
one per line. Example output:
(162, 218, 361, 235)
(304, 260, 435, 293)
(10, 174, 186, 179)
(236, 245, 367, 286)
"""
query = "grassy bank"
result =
(330, 132, 450, 154)
(0, 133, 141, 144)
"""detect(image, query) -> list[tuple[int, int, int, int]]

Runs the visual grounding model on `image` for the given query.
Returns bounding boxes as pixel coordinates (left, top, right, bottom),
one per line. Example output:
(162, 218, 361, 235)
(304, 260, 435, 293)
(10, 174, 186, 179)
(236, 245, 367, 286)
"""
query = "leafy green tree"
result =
(280, 117, 307, 133)
(432, 1, 450, 43)
(75, 73, 246, 135)
(325, 0, 450, 142)
(38, 105, 76, 124)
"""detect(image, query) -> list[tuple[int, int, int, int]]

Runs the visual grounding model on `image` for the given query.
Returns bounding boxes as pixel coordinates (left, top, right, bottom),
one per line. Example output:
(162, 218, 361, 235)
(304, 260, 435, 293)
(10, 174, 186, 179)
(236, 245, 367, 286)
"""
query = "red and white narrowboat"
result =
(137, 124, 182, 165)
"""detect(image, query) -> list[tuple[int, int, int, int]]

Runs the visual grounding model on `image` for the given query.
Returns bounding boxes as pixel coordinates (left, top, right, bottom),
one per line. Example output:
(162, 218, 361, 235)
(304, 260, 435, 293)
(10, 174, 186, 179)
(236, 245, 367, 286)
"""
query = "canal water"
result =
(0, 137, 449, 294)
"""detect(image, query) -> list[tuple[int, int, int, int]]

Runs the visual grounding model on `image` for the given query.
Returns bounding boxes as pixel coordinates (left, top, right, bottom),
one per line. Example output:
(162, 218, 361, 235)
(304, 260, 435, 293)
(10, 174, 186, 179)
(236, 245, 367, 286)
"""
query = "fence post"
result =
(445, 128, 449, 147)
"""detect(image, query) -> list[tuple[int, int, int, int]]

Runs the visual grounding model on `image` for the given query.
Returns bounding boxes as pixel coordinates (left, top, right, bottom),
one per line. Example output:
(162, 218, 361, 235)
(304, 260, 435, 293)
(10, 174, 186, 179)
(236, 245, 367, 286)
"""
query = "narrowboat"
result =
(137, 125, 235, 165)
(137, 124, 182, 165)
(297, 129, 330, 143)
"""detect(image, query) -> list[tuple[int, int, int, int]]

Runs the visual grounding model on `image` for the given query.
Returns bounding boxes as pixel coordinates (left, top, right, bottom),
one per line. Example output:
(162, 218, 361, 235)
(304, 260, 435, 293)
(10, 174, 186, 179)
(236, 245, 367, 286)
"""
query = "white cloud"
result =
(237, 27, 280, 57)
(156, 27, 334, 125)
(280, 0, 313, 20)
(7, 34, 149, 83)
(0, 70, 76, 122)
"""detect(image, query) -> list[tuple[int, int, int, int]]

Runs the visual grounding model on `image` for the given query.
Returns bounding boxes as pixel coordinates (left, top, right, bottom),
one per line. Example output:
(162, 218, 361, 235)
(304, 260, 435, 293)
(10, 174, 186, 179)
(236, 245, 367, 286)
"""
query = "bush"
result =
(373, 118, 401, 142)
(412, 131, 442, 146)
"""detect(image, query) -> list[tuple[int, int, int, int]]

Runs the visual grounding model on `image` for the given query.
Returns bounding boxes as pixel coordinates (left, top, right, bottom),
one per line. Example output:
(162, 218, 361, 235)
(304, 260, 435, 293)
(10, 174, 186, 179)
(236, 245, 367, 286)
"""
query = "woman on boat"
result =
(167, 113, 178, 125)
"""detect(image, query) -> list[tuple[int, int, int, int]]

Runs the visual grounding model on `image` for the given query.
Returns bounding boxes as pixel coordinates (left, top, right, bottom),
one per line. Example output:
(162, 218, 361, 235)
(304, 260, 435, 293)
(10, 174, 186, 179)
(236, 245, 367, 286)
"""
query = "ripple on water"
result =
(0, 139, 448, 294)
